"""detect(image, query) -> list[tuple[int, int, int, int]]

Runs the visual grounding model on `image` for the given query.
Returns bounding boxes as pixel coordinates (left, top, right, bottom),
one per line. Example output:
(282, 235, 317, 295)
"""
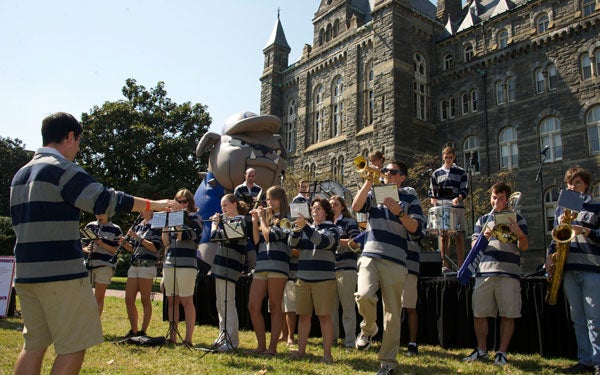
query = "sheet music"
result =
(151, 212, 168, 229)
(223, 218, 245, 240)
(167, 210, 185, 227)
(372, 184, 400, 206)
(80, 228, 99, 240)
(290, 202, 310, 219)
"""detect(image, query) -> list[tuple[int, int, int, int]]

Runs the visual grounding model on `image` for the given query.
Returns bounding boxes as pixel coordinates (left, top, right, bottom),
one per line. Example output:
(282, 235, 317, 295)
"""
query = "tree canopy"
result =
(0, 137, 34, 217)
(78, 79, 211, 203)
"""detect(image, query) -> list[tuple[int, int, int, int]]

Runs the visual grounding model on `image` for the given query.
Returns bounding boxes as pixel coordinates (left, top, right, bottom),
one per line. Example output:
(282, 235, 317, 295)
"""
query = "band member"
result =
(352, 160, 425, 375)
(463, 182, 527, 366)
(430, 146, 468, 272)
(288, 198, 339, 364)
(248, 186, 291, 355)
(329, 195, 360, 348)
(545, 166, 600, 374)
(122, 210, 163, 338)
(210, 194, 248, 352)
(10, 112, 174, 375)
(292, 180, 310, 204)
(162, 188, 202, 347)
(82, 214, 122, 316)
(233, 167, 262, 203)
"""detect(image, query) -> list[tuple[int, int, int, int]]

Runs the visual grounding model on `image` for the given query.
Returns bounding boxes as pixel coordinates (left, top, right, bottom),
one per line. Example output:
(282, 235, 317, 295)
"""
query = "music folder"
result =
(372, 184, 399, 206)
(80, 228, 98, 240)
(557, 189, 584, 212)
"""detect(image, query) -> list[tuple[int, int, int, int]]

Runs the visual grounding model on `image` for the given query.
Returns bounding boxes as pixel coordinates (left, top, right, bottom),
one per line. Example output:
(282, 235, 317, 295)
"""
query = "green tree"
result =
(79, 78, 211, 200)
(0, 137, 34, 217)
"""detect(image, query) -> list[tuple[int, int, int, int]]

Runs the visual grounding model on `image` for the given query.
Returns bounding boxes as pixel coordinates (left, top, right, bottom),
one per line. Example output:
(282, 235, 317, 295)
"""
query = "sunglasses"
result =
(381, 168, 403, 176)
(176, 199, 189, 204)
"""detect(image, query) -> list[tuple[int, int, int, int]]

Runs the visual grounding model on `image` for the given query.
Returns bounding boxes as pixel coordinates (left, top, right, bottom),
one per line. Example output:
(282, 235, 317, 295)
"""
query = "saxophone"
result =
(545, 209, 577, 305)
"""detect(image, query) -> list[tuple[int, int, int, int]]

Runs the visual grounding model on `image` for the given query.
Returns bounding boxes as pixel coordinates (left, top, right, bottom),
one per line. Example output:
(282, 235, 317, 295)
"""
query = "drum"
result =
(427, 206, 459, 235)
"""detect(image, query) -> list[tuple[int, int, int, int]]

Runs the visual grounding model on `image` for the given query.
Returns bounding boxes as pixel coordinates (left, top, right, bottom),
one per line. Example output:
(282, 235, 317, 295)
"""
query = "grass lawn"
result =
(0, 293, 577, 374)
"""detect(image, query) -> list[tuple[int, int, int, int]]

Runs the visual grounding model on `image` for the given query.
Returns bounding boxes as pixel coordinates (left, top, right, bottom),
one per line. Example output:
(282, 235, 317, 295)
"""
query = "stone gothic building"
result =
(259, 0, 600, 259)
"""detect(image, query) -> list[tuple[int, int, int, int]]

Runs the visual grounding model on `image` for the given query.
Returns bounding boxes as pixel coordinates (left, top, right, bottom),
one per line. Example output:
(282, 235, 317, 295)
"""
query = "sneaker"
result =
(406, 343, 418, 356)
(376, 365, 395, 375)
(137, 330, 146, 337)
(122, 329, 136, 339)
(463, 348, 488, 362)
(494, 352, 507, 366)
(562, 363, 594, 373)
(355, 331, 375, 350)
(321, 355, 333, 364)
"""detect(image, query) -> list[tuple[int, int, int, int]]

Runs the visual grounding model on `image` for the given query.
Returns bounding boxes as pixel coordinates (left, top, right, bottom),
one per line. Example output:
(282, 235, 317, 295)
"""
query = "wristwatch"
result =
(396, 210, 405, 219)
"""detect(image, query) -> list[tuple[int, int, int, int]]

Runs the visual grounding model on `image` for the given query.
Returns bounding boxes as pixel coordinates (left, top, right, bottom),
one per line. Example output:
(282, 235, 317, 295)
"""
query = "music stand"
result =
(199, 216, 245, 357)
(156, 210, 193, 351)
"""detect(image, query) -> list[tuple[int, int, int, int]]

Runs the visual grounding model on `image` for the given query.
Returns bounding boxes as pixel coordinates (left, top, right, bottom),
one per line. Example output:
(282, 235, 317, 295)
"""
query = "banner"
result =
(0, 256, 16, 317)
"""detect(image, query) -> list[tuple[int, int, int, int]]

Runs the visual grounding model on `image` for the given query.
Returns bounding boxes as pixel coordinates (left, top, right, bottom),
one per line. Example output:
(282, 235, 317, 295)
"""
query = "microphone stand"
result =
(535, 149, 548, 250)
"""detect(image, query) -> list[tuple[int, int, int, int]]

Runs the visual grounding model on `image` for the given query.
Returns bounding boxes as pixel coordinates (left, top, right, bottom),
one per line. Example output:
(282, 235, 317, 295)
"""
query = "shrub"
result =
(0, 216, 15, 256)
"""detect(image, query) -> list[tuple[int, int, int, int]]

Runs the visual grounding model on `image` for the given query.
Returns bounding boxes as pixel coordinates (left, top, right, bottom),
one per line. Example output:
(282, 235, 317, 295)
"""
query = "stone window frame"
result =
(440, 99, 448, 121)
(312, 85, 325, 144)
(443, 53, 453, 71)
(539, 116, 563, 162)
(583, 0, 596, 17)
(586, 104, 600, 154)
(495, 80, 506, 105)
(413, 53, 428, 121)
(286, 98, 297, 153)
(499, 126, 518, 169)
(544, 186, 560, 233)
(365, 59, 375, 126)
(331, 75, 344, 138)
(581, 52, 593, 80)
(449, 97, 456, 118)
(470, 89, 478, 112)
(463, 135, 480, 174)
(535, 12, 550, 34)
(337, 155, 345, 184)
(464, 44, 474, 62)
(497, 29, 509, 49)
(461, 92, 469, 115)
(533, 61, 558, 94)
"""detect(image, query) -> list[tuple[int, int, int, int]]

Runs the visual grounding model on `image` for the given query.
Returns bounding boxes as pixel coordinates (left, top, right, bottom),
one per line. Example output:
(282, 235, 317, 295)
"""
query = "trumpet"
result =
(354, 155, 383, 184)
(278, 218, 302, 233)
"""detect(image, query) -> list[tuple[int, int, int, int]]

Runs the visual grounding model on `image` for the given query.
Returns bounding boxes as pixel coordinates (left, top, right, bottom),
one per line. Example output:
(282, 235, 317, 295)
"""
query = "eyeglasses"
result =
(176, 199, 189, 204)
(381, 168, 403, 176)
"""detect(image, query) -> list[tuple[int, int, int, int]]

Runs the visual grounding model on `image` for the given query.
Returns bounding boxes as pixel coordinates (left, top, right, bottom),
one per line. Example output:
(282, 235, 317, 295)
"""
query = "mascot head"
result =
(196, 111, 287, 191)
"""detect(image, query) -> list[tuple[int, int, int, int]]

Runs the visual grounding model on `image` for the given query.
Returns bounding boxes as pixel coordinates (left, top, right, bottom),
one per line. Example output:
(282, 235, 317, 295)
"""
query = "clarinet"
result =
(109, 214, 144, 264)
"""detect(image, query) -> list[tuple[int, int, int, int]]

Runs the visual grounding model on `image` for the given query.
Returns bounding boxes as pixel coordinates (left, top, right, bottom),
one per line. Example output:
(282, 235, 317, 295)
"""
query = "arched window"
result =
(499, 127, 518, 169)
(498, 29, 509, 49)
(444, 54, 453, 70)
(539, 116, 562, 162)
(507, 77, 516, 101)
(364, 60, 375, 126)
(461, 92, 469, 114)
(331, 157, 338, 181)
(286, 98, 297, 153)
(312, 85, 324, 143)
(470, 90, 478, 112)
(413, 53, 428, 120)
(537, 13, 549, 33)
(449, 97, 456, 118)
(331, 76, 344, 137)
(587, 105, 600, 154)
(440, 100, 448, 121)
(319, 29, 325, 46)
(309, 163, 317, 181)
(535, 68, 545, 94)
(464, 44, 474, 62)
(548, 64, 558, 90)
(596, 50, 600, 77)
(326, 24, 332, 42)
(581, 53, 592, 80)
(333, 19, 340, 37)
(338, 155, 345, 183)
(544, 187, 560, 232)
(496, 81, 505, 105)
(463, 136, 480, 174)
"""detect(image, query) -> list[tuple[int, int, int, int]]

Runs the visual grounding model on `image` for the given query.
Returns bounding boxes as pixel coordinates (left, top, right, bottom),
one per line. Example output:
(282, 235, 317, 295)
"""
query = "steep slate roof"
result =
(264, 14, 290, 50)
(450, 0, 528, 37)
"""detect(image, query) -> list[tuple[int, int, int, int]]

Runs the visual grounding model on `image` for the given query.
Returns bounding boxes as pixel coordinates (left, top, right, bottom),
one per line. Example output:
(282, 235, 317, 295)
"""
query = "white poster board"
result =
(0, 256, 16, 318)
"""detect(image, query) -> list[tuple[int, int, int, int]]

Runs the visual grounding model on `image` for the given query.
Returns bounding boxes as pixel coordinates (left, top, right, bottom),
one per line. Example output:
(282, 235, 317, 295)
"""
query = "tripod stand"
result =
(199, 216, 245, 356)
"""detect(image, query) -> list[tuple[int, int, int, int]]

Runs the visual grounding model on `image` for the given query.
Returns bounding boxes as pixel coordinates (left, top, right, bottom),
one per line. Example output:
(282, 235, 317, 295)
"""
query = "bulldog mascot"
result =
(194, 111, 287, 272)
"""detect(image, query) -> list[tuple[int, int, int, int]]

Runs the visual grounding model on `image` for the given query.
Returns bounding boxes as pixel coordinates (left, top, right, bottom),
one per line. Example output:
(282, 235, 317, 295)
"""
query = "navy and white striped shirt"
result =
(233, 182, 262, 201)
(211, 215, 248, 282)
(472, 211, 528, 279)
(84, 220, 122, 269)
(548, 195, 600, 274)
(333, 215, 360, 271)
(255, 223, 291, 276)
(129, 222, 163, 262)
(356, 187, 426, 267)
(10, 147, 134, 283)
(430, 164, 468, 204)
(288, 221, 339, 282)
(164, 212, 203, 269)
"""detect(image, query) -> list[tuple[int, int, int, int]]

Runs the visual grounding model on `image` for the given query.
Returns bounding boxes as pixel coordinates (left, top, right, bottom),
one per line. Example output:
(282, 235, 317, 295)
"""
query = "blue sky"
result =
(0, 1, 441, 151)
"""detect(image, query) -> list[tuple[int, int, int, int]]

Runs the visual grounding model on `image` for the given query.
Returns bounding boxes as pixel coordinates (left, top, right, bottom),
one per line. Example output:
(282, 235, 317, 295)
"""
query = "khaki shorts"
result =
(127, 265, 157, 279)
(15, 278, 103, 354)
(253, 271, 288, 281)
(472, 276, 521, 318)
(163, 267, 197, 297)
(91, 266, 114, 285)
(402, 274, 418, 309)
(282, 280, 296, 313)
(295, 279, 336, 316)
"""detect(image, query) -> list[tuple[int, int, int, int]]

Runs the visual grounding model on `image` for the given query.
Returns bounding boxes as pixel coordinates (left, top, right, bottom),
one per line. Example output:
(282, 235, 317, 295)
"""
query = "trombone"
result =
(354, 155, 383, 184)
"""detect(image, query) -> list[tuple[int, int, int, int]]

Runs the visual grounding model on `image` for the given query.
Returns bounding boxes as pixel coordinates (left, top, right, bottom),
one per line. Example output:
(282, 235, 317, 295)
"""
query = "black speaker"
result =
(420, 251, 442, 277)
